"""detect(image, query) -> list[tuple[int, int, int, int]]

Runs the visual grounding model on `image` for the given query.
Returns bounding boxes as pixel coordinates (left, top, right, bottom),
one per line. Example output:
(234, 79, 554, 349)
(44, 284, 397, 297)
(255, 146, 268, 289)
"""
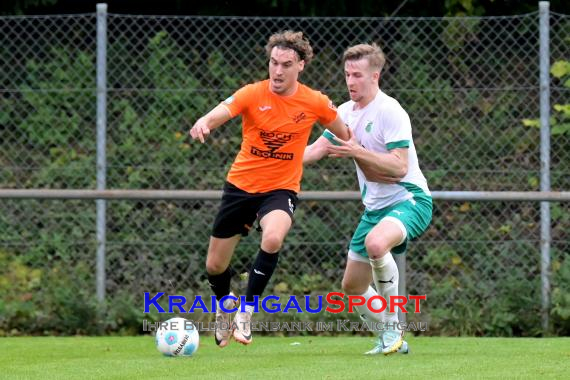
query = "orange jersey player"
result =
(189, 30, 348, 348)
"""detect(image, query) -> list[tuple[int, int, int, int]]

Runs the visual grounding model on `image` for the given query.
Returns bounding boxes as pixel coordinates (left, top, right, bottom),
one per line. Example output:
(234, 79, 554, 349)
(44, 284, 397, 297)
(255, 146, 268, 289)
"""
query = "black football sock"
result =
(207, 266, 233, 304)
(245, 249, 279, 305)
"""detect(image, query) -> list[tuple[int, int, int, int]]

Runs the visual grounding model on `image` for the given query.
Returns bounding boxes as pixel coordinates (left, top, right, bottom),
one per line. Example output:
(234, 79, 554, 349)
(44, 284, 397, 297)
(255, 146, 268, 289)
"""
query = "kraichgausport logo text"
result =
(144, 292, 426, 314)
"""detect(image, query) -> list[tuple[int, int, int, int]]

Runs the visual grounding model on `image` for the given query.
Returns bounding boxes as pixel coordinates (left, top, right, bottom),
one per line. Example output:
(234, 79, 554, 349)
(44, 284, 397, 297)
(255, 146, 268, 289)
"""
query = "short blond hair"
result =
(342, 43, 386, 72)
(265, 30, 314, 65)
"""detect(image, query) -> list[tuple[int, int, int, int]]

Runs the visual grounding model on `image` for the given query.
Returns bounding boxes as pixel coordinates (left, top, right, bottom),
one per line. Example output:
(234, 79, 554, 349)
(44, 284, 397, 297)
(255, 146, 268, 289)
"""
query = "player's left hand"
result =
(326, 128, 362, 158)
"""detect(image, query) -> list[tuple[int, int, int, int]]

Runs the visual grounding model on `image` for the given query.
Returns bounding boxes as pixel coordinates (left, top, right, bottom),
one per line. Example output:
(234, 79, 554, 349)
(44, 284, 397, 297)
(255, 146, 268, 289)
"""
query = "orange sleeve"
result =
(314, 92, 338, 125)
(221, 83, 257, 118)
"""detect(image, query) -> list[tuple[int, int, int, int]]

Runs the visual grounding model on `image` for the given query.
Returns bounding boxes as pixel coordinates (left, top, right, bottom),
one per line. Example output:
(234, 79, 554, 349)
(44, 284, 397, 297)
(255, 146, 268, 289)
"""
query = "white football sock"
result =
(354, 285, 385, 332)
(370, 253, 399, 324)
(244, 305, 255, 315)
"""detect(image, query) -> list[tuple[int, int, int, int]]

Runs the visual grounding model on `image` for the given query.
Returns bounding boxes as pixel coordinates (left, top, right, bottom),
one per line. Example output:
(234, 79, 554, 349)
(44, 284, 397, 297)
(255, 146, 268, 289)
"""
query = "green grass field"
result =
(2, 336, 569, 379)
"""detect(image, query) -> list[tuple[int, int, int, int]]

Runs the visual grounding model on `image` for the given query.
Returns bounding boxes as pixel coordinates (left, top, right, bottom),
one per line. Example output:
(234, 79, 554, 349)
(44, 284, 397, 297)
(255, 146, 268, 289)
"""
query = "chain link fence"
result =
(1, 7, 569, 336)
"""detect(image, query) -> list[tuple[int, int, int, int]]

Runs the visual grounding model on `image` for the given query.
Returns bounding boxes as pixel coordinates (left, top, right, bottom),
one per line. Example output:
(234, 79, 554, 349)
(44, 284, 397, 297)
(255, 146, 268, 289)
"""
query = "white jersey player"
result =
(305, 43, 432, 355)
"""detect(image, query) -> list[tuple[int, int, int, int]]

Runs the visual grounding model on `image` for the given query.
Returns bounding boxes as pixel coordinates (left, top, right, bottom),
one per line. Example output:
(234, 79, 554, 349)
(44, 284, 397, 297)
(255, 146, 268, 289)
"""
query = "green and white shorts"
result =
(348, 196, 432, 263)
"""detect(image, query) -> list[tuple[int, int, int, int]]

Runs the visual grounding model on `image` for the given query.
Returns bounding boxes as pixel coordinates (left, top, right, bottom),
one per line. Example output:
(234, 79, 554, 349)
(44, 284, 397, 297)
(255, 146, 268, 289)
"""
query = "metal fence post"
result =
(96, 3, 108, 302)
(539, 1, 551, 335)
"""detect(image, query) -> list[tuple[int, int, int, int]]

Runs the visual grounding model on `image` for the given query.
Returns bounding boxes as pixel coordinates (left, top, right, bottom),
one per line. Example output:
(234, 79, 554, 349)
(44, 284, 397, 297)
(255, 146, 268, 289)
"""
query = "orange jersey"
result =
(221, 80, 337, 193)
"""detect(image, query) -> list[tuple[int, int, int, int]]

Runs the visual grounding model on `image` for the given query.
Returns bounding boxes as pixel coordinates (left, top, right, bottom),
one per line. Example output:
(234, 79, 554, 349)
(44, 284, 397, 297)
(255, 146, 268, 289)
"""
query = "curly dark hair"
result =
(265, 30, 314, 65)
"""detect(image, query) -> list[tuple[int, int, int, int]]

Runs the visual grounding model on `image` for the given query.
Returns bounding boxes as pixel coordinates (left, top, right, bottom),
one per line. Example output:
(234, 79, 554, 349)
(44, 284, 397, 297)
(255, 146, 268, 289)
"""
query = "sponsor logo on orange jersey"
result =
(250, 130, 295, 160)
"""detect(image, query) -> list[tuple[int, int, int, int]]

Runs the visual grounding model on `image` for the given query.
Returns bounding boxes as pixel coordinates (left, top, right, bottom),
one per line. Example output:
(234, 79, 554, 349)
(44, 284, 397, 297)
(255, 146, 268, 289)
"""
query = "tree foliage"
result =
(2, 0, 569, 16)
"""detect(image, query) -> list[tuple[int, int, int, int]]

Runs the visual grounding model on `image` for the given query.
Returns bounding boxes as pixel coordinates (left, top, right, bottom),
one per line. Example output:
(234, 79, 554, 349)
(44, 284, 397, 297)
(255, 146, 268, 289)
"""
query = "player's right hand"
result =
(189, 118, 210, 143)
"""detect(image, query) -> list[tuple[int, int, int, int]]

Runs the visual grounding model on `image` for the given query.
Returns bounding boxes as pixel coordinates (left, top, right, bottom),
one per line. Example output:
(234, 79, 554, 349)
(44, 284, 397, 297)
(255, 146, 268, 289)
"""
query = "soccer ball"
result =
(155, 317, 199, 357)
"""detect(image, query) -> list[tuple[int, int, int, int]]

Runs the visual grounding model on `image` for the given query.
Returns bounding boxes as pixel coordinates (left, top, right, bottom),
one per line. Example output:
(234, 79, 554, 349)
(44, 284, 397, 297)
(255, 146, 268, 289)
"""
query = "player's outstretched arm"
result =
(304, 136, 331, 164)
(189, 104, 232, 143)
(324, 115, 350, 141)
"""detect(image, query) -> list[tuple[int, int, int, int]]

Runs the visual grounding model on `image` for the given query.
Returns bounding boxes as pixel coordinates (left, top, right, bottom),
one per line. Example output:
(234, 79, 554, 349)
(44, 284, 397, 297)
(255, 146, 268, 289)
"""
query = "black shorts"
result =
(212, 182, 298, 238)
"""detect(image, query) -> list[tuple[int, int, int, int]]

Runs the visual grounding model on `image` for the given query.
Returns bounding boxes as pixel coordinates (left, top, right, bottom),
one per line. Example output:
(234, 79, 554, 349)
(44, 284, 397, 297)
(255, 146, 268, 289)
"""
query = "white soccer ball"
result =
(155, 317, 199, 357)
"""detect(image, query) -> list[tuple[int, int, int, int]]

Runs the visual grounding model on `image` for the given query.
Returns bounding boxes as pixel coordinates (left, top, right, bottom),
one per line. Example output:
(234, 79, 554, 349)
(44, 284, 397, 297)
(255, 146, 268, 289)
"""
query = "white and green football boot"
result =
(364, 333, 408, 355)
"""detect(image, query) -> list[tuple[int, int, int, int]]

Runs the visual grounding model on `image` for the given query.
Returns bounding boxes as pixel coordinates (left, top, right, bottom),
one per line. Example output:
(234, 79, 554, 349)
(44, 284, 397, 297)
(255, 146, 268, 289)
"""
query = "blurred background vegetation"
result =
(2, 0, 570, 16)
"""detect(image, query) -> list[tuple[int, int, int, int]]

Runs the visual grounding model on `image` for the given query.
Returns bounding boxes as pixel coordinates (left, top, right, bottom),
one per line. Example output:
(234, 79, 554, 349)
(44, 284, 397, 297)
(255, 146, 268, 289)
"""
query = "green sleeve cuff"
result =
(386, 140, 410, 150)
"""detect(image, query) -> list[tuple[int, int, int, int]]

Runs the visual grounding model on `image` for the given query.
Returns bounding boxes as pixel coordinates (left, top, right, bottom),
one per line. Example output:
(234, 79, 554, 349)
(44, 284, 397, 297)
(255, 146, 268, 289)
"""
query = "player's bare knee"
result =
(205, 260, 226, 275)
(261, 233, 283, 253)
(341, 277, 352, 294)
(342, 279, 365, 295)
(364, 236, 390, 259)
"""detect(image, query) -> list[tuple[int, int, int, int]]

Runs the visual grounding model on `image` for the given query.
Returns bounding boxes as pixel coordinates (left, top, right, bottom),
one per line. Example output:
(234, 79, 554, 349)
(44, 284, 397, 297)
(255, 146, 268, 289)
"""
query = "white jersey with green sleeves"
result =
(337, 90, 431, 210)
